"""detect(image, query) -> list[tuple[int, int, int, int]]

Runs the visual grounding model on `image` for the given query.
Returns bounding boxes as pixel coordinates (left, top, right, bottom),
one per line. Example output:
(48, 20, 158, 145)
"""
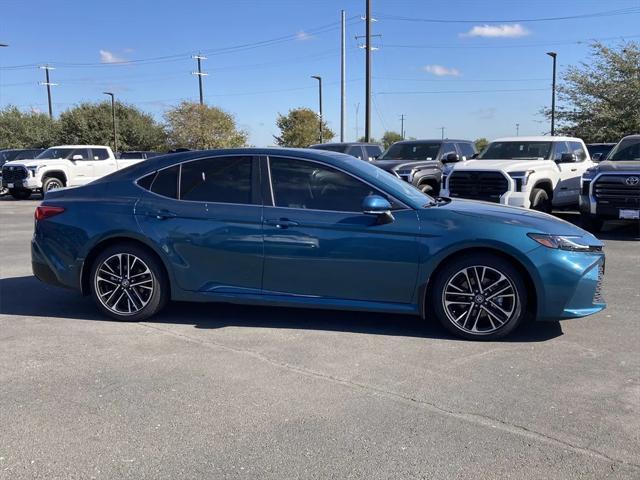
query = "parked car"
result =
(32, 148, 605, 340)
(372, 139, 477, 194)
(580, 135, 640, 232)
(309, 142, 383, 161)
(0, 148, 45, 195)
(441, 136, 595, 212)
(1, 145, 145, 200)
(586, 143, 616, 162)
(118, 151, 164, 160)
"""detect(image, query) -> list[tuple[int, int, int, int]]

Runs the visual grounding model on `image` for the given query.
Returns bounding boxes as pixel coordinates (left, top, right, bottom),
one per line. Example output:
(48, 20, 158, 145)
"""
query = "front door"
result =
(67, 148, 94, 185)
(553, 141, 586, 206)
(261, 155, 420, 304)
(135, 155, 264, 293)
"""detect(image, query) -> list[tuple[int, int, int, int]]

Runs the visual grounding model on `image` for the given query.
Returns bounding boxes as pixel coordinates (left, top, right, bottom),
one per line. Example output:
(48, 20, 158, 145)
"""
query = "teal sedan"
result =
(31, 148, 606, 340)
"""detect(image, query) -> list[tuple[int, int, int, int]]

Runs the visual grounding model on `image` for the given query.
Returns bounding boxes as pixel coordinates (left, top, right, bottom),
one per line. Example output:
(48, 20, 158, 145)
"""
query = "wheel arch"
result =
(531, 179, 554, 200)
(80, 234, 173, 297)
(419, 245, 539, 321)
(42, 170, 68, 185)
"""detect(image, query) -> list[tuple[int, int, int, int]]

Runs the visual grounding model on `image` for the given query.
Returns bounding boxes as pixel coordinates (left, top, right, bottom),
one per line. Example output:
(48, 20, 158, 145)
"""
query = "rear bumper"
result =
(31, 240, 69, 289)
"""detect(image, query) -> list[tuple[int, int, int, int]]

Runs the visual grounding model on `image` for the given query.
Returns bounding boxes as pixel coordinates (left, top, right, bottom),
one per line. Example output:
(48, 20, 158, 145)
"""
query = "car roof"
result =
(392, 139, 473, 144)
(47, 145, 111, 149)
(586, 143, 616, 146)
(493, 136, 583, 142)
(620, 134, 640, 141)
(310, 142, 381, 147)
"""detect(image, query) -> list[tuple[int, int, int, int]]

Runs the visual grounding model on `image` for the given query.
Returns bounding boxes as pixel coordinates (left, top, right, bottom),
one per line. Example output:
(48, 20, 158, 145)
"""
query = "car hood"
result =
(424, 198, 601, 245)
(3, 158, 59, 168)
(594, 160, 640, 172)
(452, 159, 553, 172)
(372, 159, 440, 171)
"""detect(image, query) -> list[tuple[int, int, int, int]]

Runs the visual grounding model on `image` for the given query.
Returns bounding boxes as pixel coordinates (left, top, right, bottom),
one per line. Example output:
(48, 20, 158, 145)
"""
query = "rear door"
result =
(553, 141, 580, 206)
(135, 155, 264, 293)
(91, 148, 117, 179)
(261, 155, 420, 304)
(68, 148, 93, 185)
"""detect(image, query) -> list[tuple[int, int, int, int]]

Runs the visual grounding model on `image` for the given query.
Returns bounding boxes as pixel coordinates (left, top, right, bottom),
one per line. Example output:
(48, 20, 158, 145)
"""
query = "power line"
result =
(377, 87, 548, 95)
(376, 7, 640, 24)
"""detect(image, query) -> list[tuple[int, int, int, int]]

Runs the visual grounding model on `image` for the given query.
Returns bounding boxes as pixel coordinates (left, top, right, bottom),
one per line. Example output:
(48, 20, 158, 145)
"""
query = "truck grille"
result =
(593, 263, 605, 303)
(1, 165, 28, 183)
(448, 171, 509, 202)
(593, 174, 640, 208)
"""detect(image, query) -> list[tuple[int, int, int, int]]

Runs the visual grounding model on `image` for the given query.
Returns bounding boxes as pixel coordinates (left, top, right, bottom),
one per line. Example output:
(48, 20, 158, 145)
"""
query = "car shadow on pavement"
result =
(0, 275, 563, 343)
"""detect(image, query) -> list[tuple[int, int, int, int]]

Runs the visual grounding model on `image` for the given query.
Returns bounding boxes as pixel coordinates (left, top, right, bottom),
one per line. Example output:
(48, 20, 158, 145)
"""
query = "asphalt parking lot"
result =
(0, 198, 638, 480)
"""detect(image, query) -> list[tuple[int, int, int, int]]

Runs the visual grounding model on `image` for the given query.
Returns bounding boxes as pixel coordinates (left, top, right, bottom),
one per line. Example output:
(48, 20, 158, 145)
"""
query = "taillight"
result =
(35, 205, 65, 221)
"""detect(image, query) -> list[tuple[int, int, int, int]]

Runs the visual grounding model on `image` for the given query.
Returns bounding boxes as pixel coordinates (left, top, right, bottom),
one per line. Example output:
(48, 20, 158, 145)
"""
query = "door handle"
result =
(153, 209, 177, 220)
(571, 168, 577, 172)
(264, 218, 299, 229)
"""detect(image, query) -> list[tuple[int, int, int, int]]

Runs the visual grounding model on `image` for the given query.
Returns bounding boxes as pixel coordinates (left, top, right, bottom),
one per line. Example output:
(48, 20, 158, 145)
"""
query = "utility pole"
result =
(192, 54, 208, 105)
(340, 10, 346, 142)
(39, 65, 57, 118)
(364, 0, 372, 142)
(311, 75, 323, 143)
(400, 114, 405, 139)
(439, 126, 445, 140)
(516, 123, 520, 136)
(546, 52, 557, 136)
(355, 103, 360, 140)
(103, 92, 117, 155)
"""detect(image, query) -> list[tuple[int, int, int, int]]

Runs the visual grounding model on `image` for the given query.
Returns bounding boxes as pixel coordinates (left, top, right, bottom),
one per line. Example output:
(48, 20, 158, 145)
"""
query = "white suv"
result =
(440, 136, 595, 212)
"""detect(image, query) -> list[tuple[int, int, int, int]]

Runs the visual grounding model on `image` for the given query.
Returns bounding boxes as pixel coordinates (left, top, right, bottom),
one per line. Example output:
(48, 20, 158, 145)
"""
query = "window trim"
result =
(262, 154, 412, 214)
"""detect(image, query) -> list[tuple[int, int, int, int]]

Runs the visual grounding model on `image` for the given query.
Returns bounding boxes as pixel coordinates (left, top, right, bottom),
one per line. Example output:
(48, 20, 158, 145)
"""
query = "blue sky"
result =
(1, 0, 639, 146)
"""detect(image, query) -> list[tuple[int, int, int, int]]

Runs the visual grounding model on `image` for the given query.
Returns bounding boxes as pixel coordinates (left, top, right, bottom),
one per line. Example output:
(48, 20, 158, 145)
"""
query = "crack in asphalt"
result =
(140, 321, 640, 472)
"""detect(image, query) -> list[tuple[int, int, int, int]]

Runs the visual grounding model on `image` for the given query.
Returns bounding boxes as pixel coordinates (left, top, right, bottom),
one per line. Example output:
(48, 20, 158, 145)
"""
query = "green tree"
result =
(474, 137, 489, 153)
(543, 41, 640, 142)
(381, 131, 403, 149)
(58, 101, 167, 151)
(165, 101, 247, 149)
(0, 106, 59, 148)
(274, 107, 334, 147)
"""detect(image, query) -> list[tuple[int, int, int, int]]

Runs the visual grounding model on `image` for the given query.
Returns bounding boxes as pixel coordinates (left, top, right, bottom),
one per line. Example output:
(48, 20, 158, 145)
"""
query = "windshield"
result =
(480, 141, 552, 160)
(36, 148, 75, 159)
(0, 151, 19, 165)
(379, 143, 440, 161)
(310, 145, 348, 154)
(608, 138, 640, 161)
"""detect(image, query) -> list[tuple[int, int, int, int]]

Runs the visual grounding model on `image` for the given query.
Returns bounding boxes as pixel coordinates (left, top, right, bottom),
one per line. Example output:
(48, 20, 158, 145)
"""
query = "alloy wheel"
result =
(94, 253, 154, 316)
(442, 265, 518, 335)
(44, 179, 63, 191)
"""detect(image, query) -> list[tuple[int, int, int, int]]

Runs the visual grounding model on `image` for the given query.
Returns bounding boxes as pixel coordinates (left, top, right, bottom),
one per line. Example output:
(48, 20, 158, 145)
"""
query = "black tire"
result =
(9, 189, 31, 200)
(530, 187, 552, 213)
(430, 253, 528, 340)
(89, 243, 169, 322)
(418, 182, 434, 194)
(42, 176, 65, 193)
(580, 213, 603, 233)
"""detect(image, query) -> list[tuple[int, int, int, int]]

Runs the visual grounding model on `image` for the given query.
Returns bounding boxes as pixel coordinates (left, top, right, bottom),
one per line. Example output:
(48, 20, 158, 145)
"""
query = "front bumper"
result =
(528, 245, 606, 321)
(579, 193, 639, 220)
(2, 176, 40, 190)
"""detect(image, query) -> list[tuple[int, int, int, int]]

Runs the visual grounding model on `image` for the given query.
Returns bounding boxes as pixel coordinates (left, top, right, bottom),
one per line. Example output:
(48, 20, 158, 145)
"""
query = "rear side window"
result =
(180, 156, 252, 204)
(150, 165, 179, 198)
(92, 148, 110, 160)
(457, 142, 476, 159)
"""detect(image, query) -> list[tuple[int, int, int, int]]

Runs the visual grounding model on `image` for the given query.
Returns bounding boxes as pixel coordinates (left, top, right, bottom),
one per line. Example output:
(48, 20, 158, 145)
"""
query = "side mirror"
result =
(592, 153, 603, 161)
(443, 152, 460, 163)
(71, 154, 83, 161)
(362, 195, 394, 224)
(559, 153, 577, 163)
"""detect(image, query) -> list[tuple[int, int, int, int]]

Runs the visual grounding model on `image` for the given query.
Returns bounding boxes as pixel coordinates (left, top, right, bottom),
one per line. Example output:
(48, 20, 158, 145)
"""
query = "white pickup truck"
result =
(1, 145, 145, 200)
(440, 136, 595, 212)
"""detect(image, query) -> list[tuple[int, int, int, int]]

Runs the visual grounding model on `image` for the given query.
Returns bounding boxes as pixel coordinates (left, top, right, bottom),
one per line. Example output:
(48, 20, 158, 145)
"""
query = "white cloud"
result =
(99, 49, 127, 64)
(296, 30, 314, 41)
(423, 64, 461, 77)
(462, 23, 530, 38)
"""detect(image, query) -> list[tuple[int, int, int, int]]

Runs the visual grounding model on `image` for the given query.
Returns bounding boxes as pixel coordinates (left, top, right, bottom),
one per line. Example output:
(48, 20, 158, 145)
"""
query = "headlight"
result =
(508, 170, 535, 190)
(527, 233, 600, 252)
(582, 167, 598, 181)
(27, 165, 45, 176)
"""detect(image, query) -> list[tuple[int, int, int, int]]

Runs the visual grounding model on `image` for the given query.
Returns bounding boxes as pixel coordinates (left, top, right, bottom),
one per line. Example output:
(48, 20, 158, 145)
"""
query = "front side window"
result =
(346, 146, 364, 159)
(441, 143, 457, 157)
(481, 142, 553, 160)
(92, 148, 110, 160)
(180, 156, 252, 204)
(552, 142, 571, 161)
(269, 157, 377, 212)
(569, 142, 587, 162)
(457, 143, 476, 159)
(365, 145, 382, 160)
(71, 149, 90, 160)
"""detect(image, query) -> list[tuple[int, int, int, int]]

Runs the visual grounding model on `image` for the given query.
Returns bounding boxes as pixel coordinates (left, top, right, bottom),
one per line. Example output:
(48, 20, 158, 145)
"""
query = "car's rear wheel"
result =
(430, 253, 527, 340)
(90, 244, 168, 321)
(42, 176, 64, 193)
(530, 187, 551, 213)
(9, 189, 31, 200)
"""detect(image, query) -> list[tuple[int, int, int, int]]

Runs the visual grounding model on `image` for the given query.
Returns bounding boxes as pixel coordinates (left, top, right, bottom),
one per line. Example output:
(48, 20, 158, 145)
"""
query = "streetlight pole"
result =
(311, 75, 323, 143)
(400, 114, 405, 139)
(546, 51, 557, 136)
(103, 92, 117, 155)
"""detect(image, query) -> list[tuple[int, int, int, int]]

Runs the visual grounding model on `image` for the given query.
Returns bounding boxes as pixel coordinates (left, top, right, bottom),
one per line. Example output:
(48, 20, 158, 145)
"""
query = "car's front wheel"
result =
(90, 243, 168, 321)
(530, 187, 552, 213)
(42, 176, 65, 193)
(430, 253, 527, 340)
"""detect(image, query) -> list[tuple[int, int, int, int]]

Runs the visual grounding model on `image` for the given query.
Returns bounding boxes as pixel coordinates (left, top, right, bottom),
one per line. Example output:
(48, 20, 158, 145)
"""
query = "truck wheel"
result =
(42, 177, 64, 193)
(580, 213, 603, 233)
(419, 182, 434, 194)
(530, 188, 552, 213)
(9, 189, 31, 200)
(430, 253, 527, 340)
(90, 243, 169, 322)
